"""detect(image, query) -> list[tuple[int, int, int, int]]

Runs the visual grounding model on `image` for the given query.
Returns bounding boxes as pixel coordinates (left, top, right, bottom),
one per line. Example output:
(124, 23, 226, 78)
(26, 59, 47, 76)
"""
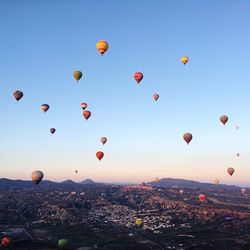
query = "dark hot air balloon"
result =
(100, 137, 107, 145)
(1, 237, 10, 247)
(80, 103, 87, 110)
(13, 90, 23, 101)
(153, 94, 159, 101)
(58, 239, 69, 249)
(50, 128, 56, 134)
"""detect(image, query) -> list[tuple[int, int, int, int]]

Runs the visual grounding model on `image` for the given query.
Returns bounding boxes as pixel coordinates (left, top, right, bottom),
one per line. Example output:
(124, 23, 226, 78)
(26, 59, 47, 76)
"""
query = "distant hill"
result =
(61, 179, 77, 184)
(79, 179, 96, 185)
(148, 178, 241, 189)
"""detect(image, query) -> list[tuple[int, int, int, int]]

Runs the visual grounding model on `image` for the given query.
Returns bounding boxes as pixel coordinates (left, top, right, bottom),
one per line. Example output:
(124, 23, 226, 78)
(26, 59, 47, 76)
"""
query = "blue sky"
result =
(0, 1, 250, 186)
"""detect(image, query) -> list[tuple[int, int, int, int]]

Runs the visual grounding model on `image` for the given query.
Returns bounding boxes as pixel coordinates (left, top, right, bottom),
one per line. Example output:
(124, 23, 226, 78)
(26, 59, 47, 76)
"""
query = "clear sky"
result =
(0, 1, 249, 186)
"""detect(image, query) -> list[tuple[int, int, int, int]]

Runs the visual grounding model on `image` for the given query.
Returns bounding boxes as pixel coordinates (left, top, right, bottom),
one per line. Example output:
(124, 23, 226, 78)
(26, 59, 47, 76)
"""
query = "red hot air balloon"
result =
(134, 72, 143, 84)
(83, 111, 91, 120)
(227, 167, 234, 176)
(153, 94, 159, 101)
(96, 151, 104, 161)
(1, 237, 10, 247)
(50, 128, 56, 134)
(80, 103, 87, 110)
(198, 194, 206, 203)
(183, 133, 193, 144)
(220, 115, 228, 125)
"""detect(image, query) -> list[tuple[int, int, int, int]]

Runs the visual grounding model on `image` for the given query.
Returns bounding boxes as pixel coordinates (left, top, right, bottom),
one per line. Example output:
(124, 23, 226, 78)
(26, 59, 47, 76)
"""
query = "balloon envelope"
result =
(236, 153, 240, 157)
(83, 110, 91, 120)
(153, 94, 159, 101)
(41, 104, 49, 113)
(135, 218, 143, 227)
(58, 239, 69, 249)
(134, 72, 143, 84)
(80, 103, 87, 110)
(213, 179, 220, 185)
(1, 237, 10, 247)
(31, 170, 44, 184)
(240, 188, 246, 195)
(73, 71, 83, 81)
(100, 137, 107, 145)
(220, 115, 228, 125)
(96, 151, 104, 161)
(181, 56, 188, 65)
(50, 128, 56, 134)
(183, 133, 193, 144)
(227, 167, 234, 176)
(13, 90, 23, 101)
(96, 40, 109, 55)
(198, 194, 206, 202)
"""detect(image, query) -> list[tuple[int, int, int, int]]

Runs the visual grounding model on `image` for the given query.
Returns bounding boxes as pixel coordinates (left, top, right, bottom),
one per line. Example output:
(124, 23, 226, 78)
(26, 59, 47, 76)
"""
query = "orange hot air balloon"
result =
(227, 167, 234, 176)
(100, 137, 107, 145)
(41, 104, 50, 113)
(80, 103, 87, 110)
(13, 90, 23, 101)
(198, 194, 206, 203)
(213, 179, 220, 185)
(83, 110, 91, 120)
(236, 153, 240, 157)
(183, 133, 192, 144)
(73, 70, 83, 81)
(134, 72, 143, 84)
(31, 170, 44, 184)
(220, 115, 228, 125)
(153, 94, 159, 101)
(96, 40, 109, 55)
(96, 151, 104, 161)
(1, 237, 10, 247)
(181, 56, 188, 65)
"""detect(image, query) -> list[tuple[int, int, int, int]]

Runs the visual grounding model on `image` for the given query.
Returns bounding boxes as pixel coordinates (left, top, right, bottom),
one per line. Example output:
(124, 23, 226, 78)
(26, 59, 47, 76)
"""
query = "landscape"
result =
(1, 1, 250, 249)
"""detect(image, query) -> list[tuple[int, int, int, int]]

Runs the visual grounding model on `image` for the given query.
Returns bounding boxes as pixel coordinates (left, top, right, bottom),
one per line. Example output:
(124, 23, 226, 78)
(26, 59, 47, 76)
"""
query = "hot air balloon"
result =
(240, 188, 246, 195)
(134, 72, 143, 84)
(236, 126, 239, 130)
(179, 189, 184, 195)
(1, 237, 10, 247)
(31, 170, 44, 184)
(80, 103, 87, 110)
(181, 56, 188, 65)
(198, 194, 206, 203)
(220, 115, 228, 125)
(153, 94, 159, 101)
(75, 170, 78, 174)
(96, 151, 104, 161)
(83, 110, 91, 120)
(227, 167, 234, 176)
(13, 90, 23, 101)
(50, 128, 56, 134)
(96, 40, 109, 55)
(73, 70, 82, 82)
(58, 239, 69, 249)
(135, 218, 143, 227)
(213, 179, 220, 185)
(154, 177, 160, 182)
(100, 137, 107, 145)
(236, 153, 240, 157)
(41, 104, 49, 113)
(183, 133, 193, 144)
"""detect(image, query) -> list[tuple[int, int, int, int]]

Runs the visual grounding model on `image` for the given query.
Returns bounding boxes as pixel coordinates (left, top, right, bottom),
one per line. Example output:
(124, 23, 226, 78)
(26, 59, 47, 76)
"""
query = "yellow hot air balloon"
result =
(181, 56, 188, 65)
(73, 71, 83, 81)
(135, 218, 143, 227)
(96, 40, 109, 55)
(213, 179, 220, 185)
